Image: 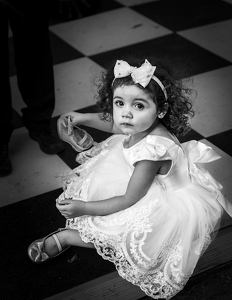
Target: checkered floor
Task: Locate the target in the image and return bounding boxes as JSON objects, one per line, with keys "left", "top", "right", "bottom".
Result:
{"left": 1, "top": 0, "right": 232, "bottom": 299}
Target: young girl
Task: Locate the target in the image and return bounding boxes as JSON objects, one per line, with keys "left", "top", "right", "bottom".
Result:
{"left": 28, "top": 57, "right": 232, "bottom": 299}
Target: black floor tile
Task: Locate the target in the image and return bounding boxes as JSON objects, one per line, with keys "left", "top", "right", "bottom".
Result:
{"left": 0, "top": 189, "right": 115, "bottom": 300}
{"left": 178, "top": 129, "right": 205, "bottom": 143}
{"left": 50, "top": 32, "right": 84, "bottom": 65}
{"left": 57, "top": 142, "right": 79, "bottom": 169}
{"left": 12, "top": 108, "right": 23, "bottom": 129}
{"left": 93, "top": 0, "right": 124, "bottom": 14}
{"left": 90, "top": 34, "right": 231, "bottom": 79}
{"left": 49, "top": 0, "right": 123, "bottom": 25}
{"left": 131, "top": 0, "right": 232, "bottom": 31}
{"left": 207, "top": 129, "right": 232, "bottom": 157}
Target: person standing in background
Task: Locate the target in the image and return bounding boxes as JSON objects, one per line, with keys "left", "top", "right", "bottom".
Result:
{"left": 0, "top": 0, "right": 64, "bottom": 177}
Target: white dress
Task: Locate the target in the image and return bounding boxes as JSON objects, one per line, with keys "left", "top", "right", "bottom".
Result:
{"left": 57, "top": 133, "right": 232, "bottom": 299}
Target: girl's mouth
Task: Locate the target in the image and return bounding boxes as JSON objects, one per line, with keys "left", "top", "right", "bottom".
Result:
{"left": 121, "top": 123, "right": 133, "bottom": 126}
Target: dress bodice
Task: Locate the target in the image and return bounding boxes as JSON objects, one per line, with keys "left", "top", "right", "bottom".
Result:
{"left": 156, "top": 148, "right": 191, "bottom": 191}
{"left": 122, "top": 134, "right": 191, "bottom": 191}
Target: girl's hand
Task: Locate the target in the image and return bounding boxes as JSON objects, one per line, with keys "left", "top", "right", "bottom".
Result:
{"left": 60, "top": 111, "right": 87, "bottom": 127}
{"left": 56, "top": 198, "right": 86, "bottom": 219}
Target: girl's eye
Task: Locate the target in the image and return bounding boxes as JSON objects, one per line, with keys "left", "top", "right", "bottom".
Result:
{"left": 134, "top": 103, "right": 144, "bottom": 110}
{"left": 114, "top": 100, "right": 124, "bottom": 107}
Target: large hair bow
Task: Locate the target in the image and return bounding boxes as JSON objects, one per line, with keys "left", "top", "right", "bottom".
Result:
{"left": 113, "top": 59, "right": 167, "bottom": 100}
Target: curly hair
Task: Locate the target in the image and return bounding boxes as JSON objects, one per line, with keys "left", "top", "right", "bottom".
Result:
{"left": 94, "top": 56, "right": 195, "bottom": 136}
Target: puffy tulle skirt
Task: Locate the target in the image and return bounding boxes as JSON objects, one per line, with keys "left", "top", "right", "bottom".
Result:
{"left": 57, "top": 136, "right": 224, "bottom": 299}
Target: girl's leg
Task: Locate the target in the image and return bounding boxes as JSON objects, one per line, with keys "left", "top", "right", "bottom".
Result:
{"left": 44, "top": 229, "right": 94, "bottom": 257}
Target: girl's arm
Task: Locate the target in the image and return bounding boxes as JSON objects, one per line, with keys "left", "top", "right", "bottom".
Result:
{"left": 57, "top": 159, "right": 163, "bottom": 218}
{"left": 61, "top": 111, "right": 122, "bottom": 134}
{"left": 86, "top": 159, "right": 162, "bottom": 215}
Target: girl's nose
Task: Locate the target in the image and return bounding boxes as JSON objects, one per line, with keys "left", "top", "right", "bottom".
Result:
{"left": 122, "top": 109, "right": 133, "bottom": 119}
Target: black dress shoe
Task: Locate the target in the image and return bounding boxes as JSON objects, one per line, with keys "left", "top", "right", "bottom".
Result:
{"left": 29, "top": 126, "right": 65, "bottom": 154}
{"left": 0, "top": 144, "right": 12, "bottom": 177}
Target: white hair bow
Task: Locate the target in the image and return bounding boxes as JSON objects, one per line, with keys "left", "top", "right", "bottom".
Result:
{"left": 113, "top": 59, "right": 167, "bottom": 100}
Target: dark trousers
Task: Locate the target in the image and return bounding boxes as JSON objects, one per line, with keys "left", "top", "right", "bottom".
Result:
{"left": 0, "top": 2, "right": 55, "bottom": 144}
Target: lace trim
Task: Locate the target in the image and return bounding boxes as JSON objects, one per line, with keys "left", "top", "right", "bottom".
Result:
{"left": 66, "top": 200, "right": 191, "bottom": 299}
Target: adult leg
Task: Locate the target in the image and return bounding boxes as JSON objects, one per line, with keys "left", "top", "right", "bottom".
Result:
{"left": 10, "top": 5, "right": 64, "bottom": 154}
{"left": 0, "top": 14, "right": 14, "bottom": 144}
{"left": 10, "top": 8, "right": 55, "bottom": 131}
{"left": 0, "top": 12, "right": 13, "bottom": 176}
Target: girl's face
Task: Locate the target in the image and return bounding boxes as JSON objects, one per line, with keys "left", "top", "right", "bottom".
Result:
{"left": 113, "top": 85, "right": 159, "bottom": 136}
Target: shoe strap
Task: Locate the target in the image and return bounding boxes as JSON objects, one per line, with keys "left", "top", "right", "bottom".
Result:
{"left": 52, "top": 234, "right": 62, "bottom": 253}
{"left": 74, "top": 127, "right": 88, "bottom": 145}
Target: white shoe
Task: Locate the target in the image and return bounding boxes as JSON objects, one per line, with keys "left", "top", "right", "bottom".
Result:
{"left": 57, "top": 116, "right": 94, "bottom": 152}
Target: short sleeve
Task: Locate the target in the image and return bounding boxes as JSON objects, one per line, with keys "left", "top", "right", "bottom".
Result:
{"left": 125, "top": 135, "right": 173, "bottom": 166}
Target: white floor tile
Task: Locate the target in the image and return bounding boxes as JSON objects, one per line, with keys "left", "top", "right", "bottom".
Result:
{"left": 178, "top": 19, "right": 232, "bottom": 63}
{"left": 189, "top": 66, "right": 232, "bottom": 137}
{"left": 11, "top": 57, "right": 104, "bottom": 117}
{"left": 53, "top": 57, "right": 104, "bottom": 116}
{"left": 200, "top": 139, "right": 232, "bottom": 227}
{"left": 50, "top": 7, "right": 171, "bottom": 56}
{"left": 0, "top": 127, "right": 70, "bottom": 207}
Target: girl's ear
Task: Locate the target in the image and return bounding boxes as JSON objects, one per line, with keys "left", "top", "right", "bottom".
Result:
{"left": 158, "top": 103, "right": 169, "bottom": 119}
